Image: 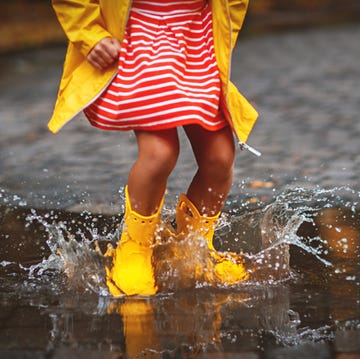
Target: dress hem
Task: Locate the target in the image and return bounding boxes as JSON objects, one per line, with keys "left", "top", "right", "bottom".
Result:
{"left": 86, "top": 116, "right": 229, "bottom": 133}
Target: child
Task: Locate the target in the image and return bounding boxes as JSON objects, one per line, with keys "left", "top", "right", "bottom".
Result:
{"left": 50, "top": 0, "right": 258, "bottom": 296}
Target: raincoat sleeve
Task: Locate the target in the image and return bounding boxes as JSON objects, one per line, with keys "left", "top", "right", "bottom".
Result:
{"left": 228, "top": 0, "right": 249, "bottom": 49}
{"left": 52, "top": 0, "right": 112, "bottom": 57}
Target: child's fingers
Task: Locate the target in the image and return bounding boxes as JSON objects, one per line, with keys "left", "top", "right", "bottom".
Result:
{"left": 90, "top": 39, "right": 115, "bottom": 67}
{"left": 111, "top": 38, "right": 122, "bottom": 53}
{"left": 87, "top": 37, "right": 121, "bottom": 70}
{"left": 106, "top": 38, "right": 122, "bottom": 58}
{"left": 87, "top": 52, "right": 108, "bottom": 70}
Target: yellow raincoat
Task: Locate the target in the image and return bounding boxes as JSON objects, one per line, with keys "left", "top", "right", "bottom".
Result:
{"left": 49, "top": 0, "right": 258, "bottom": 144}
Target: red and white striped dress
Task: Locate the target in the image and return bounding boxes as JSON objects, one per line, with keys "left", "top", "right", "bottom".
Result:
{"left": 84, "top": 0, "right": 227, "bottom": 132}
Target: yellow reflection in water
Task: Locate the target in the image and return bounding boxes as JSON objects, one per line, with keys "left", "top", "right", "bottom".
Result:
{"left": 316, "top": 208, "right": 360, "bottom": 259}
{"left": 107, "top": 292, "right": 253, "bottom": 358}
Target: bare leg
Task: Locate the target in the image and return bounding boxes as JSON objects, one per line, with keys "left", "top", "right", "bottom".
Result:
{"left": 184, "top": 125, "right": 235, "bottom": 216}
{"left": 127, "top": 128, "right": 179, "bottom": 215}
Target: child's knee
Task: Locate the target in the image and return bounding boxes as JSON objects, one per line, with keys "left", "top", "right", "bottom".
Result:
{"left": 200, "top": 148, "right": 234, "bottom": 179}
{"left": 140, "top": 142, "right": 179, "bottom": 178}
{"left": 155, "top": 144, "right": 179, "bottom": 173}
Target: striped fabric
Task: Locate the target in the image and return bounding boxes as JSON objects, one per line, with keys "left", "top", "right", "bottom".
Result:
{"left": 84, "top": 0, "right": 227, "bottom": 132}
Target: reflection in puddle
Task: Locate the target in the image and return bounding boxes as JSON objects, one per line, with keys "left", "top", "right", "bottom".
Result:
{"left": 316, "top": 207, "right": 360, "bottom": 260}
{"left": 0, "top": 186, "right": 359, "bottom": 356}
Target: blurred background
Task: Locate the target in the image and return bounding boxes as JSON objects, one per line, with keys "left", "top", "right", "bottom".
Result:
{"left": 1, "top": 0, "right": 360, "bottom": 53}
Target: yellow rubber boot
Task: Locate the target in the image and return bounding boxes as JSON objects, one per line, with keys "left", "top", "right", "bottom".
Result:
{"left": 105, "top": 186, "right": 163, "bottom": 296}
{"left": 176, "top": 193, "right": 249, "bottom": 285}
{"left": 176, "top": 193, "right": 219, "bottom": 250}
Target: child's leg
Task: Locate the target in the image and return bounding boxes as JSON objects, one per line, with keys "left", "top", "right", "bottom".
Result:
{"left": 106, "top": 129, "right": 179, "bottom": 296}
{"left": 127, "top": 129, "right": 180, "bottom": 215}
{"left": 183, "top": 125, "right": 235, "bottom": 216}
{"left": 178, "top": 125, "right": 248, "bottom": 285}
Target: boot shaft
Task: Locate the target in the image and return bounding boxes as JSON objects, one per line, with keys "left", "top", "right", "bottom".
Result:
{"left": 121, "top": 186, "right": 164, "bottom": 246}
{"left": 176, "top": 193, "right": 220, "bottom": 250}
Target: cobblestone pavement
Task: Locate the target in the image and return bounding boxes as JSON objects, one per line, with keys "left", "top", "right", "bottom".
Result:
{"left": 232, "top": 24, "right": 360, "bottom": 190}
{"left": 0, "top": 24, "right": 359, "bottom": 211}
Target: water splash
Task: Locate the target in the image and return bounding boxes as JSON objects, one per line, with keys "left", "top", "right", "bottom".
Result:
{"left": 1, "top": 185, "right": 359, "bottom": 296}
{"left": 24, "top": 209, "right": 115, "bottom": 296}
{"left": 269, "top": 309, "right": 334, "bottom": 346}
{"left": 246, "top": 186, "right": 359, "bottom": 281}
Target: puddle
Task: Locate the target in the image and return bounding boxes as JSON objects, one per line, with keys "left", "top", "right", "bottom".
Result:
{"left": 0, "top": 186, "right": 359, "bottom": 357}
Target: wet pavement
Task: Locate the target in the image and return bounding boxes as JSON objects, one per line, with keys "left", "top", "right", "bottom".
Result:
{"left": 0, "top": 24, "right": 359, "bottom": 211}
{"left": 0, "top": 24, "right": 360, "bottom": 358}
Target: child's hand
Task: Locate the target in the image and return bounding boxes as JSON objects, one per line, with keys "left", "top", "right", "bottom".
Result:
{"left": 87, "top": 37, "right": 121, "bottom": 70}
